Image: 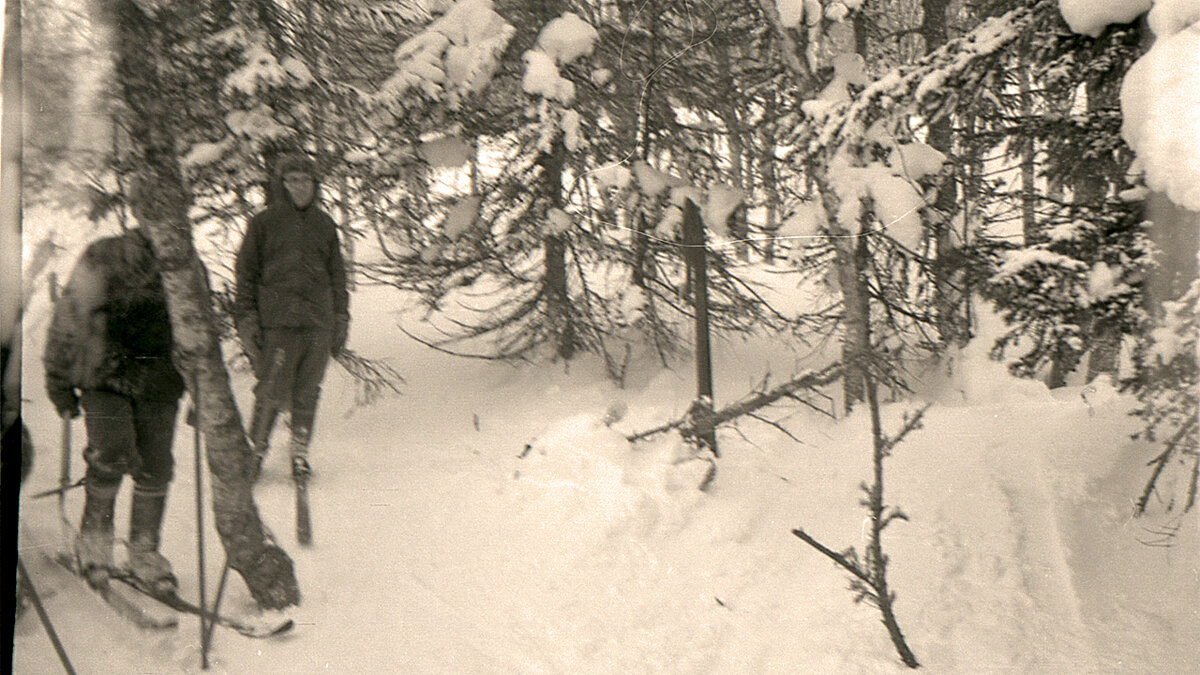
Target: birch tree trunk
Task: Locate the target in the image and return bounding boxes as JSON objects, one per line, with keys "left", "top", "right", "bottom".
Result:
{"left": 818, "top": 181, "right": 871, "bottom": 411}
{"left": 104, "top": 0, "right": 298, "bottom": 609}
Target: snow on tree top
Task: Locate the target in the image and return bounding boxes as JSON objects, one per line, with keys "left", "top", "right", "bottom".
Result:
{"left": 1121, "top": 22, "right": 1200, "bottom": 211}
{"left": 1148, "top": 0, "right": 1200, "bottom": 36}
{"left": 536, "top": 13, "right": 599, "bottom": 65}
{"left": 1058, "top": 0, "right": 1151, "bottom": 37}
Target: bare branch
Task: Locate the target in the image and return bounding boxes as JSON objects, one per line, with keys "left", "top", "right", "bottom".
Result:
{"left": 791, "top": 529, "right": 871, "bottom": 584}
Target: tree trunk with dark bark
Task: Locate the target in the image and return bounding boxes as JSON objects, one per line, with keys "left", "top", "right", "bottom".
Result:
{"left": 540, "top": 135, "right": 577, "bottom": 360}
{"left": 922, "top": 0, "right": 968, "bottom": 345}
{"left": 106, "top": 0, "right": 298, "bottom": 609}
{"left": 1080, "top": 79, "right": 1122, "bottom": 383}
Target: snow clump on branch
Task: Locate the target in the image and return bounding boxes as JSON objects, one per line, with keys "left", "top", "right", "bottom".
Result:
{"left": 827, "top": 154, "right": 927, "bottom": 251}
{"left": 1059, "top": 0, "right": 1200, "bottom": 211}
{"left": 536, "top": 13, "right": 600, "bottom": 65}
{"left": 374, "top": 0, "right": 514, "bottom": 109}
{"left": 522, "top": 12, "right": 599, "bottom": 152}
{"left": 1058, "top": 0, "right": 1151, "bottom": 37}
{"left": 522, "top": 12, "right": 599, "bottom": 104}
{"left": 1120, "top": 16, "right": 1200, "bottom": 211}
{"left": 775, "top": 0, "right": 823, "bottom": 28}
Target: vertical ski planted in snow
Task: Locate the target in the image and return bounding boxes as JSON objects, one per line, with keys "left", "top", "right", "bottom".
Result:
{"left": 295, "top": 473, "right": 312, "bottom": 545}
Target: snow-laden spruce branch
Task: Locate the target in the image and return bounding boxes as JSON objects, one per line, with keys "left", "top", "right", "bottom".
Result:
{"left": 784, "top": 3, "right": 1035, "bottom": 157}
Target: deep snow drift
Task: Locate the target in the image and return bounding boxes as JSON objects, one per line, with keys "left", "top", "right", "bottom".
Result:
{"left": 14, "top": 271, "right": 1200, "bottom": 673}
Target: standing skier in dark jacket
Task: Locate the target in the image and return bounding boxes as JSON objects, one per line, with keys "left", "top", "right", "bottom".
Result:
{"left": 44, "top": 226, "right": 185, "bottom": 591}
{"left": 235, "top": 153, "right": 349, "bottom": 481}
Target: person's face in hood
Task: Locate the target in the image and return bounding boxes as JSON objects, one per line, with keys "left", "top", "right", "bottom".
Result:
{"left": 283, "top": 170, "right": 316, "bottom": 209}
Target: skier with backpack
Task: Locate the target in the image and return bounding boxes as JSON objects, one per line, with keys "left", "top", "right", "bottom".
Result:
{"left": 43, "top": 225, "right": 185, "bottom": 592}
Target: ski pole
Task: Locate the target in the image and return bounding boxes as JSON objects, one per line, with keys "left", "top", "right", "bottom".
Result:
{"left": 58, "top": 415, "right": 72, "bottom": 547}
{"left": 202, "top": 558, "right": 231, "bottom": 656}
{"left": 16, "top": 555, "right": 77, "bottom": 675}
{"left": 29, "top": 477, "right": 85, "bottom": 500}
{"left": 192, "top": 373, "right": 210, "bottom": 669}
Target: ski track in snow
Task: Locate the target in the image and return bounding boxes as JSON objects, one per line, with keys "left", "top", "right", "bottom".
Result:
{"left": 984, "top": 418, "right": 1098, "bottom": 672}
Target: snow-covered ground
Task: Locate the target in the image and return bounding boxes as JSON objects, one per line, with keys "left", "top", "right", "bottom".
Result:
{"left": 13, "top": 264, "right": 1199, "bottom": 673}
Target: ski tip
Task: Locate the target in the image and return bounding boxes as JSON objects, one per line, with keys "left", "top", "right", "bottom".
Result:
{"left": 240, "top": 612, "right": 296, "bottom": 638}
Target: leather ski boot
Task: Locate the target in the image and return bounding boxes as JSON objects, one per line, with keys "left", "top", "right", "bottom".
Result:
{"left": 127, "top": 484, "right": 177, "bottom": 594}
{"left": 76, "top": 479, "right": 119, "bottom": 588}
{"left": 290, "top": 433, "right": 311, "bottom": 480}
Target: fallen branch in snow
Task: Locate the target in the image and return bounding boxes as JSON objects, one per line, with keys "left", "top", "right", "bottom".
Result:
{"left": 625, "top": 362, "right": 843, "bottom": 443}
{"left": 624, "top": 363, "right": 841, "bottom": 492}
{"left": 1136, "top": 522, "right": 1182, "bottom": 548}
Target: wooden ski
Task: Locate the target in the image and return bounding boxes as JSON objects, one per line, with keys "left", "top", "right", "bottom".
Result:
{"left": 295, "top": 471, "right": 312, "bottom": 546}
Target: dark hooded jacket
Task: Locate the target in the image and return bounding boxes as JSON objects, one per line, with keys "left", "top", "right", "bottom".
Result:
{"left": 44, "top": 228, "right": 185, "bottom": 402}
{"left": 235, "top": 154, "right": 349, "bottom": 335}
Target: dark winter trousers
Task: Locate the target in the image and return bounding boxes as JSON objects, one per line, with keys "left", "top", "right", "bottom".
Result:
{"left": 81, "top": 390, "right": 179, "bottom": 492}
{"left": 248, "top": 327, "right": 332, "bottom": 455}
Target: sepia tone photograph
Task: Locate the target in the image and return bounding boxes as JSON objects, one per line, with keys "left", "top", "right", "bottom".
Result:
{"left": 3, "top": 0, "right": 1198, "bottom": 672}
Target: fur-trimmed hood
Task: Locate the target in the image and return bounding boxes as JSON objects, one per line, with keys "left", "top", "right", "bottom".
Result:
{"left": 267, "top": 152, "right": 322, "bottom": 210}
